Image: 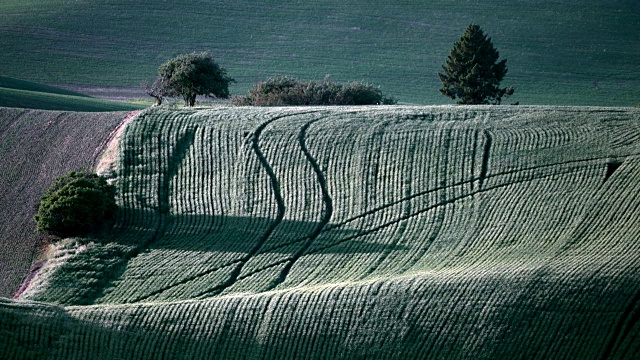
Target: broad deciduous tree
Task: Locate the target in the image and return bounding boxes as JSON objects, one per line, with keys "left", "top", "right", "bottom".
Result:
{"left": 155, "top": 52, "right": 234, "bottom": 107}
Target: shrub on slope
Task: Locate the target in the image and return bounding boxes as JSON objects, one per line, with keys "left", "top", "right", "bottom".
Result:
{"left": 233, "top": 76, "right": 397, "bottom": 105}
{"left": 35, "top": 171, "right": 117, "bottom": 238}
{"left": 0, "top": 107, "right": 128, "bottom": 297}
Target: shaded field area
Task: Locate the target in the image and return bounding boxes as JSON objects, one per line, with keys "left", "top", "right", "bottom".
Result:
{"left": 3, "top": 106, "right": 640, "bottom": 358}
{"left": 0, "top": 108, "right": 130, "bottom": 297}
{"left": 1, "top": 1, "right": 639, "bottom": 105}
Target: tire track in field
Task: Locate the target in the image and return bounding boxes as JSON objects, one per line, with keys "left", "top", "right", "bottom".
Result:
{"left": 135, "top": 111, "right": 319, "bottom": 301}
{"left": 251, "top": 152, "right": 640, "bottom": 258}
{"left": 479, "top": 130, "right": 492, "bottom": 188}
{"left": 323, "top": 152, "right": 640, "bottom": 234}
{"left": 158, "top": 139, "right": 637, "bottom": 298}
{"left": 222, "top": 163, "right": 603, "bottom": 286}
{"left": 88, "top": 117, "right": 196, "bottom": 304}
{"left": 132, "top": 142, "right": 638, "bottom": 302}
{"left": 265, "top": 117, "right": 333, "bottom": 290}
{"left": 193, "top": 111, "right": 317, "bottom": 298}
{"left": 306, "top": 164, "right": 596, "bottom": 255}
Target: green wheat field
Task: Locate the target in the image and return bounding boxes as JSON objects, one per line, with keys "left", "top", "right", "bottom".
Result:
{"left": 1, "top": 0, "right": 639, "bottom": 105}
{"left": 1, "top": 0, "right": 640, "bottom": 358}
{"left": 2, "top": 106, "right": 639, "bottom": 358}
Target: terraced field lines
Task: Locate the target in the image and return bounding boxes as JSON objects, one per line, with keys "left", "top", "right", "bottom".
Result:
{"left": 5, "top": 106, "right": 639, "bottom": 359}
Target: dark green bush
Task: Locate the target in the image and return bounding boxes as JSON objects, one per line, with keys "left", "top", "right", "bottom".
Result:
{"left": 233, "top": 76, "right": 397, "bottom": 106}
{"left": 35, "top": 171, "right": 117, "bottom": 238}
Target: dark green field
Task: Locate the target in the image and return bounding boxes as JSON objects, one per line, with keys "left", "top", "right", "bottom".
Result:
{"left": 0, "top": 108, "right": 132, "bottom": 297}
{"left": 1, "top": 1, "right": 639, "bottom": 105}
{"left": 0, "top": 76, "right": 144, "bottom": 112}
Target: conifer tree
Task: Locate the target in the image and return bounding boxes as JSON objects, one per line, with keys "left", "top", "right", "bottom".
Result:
{"left": 438, "top": 24, "right": 514, "bottom": 105}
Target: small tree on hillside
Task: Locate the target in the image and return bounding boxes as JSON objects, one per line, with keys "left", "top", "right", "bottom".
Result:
{"left": 438, "top": 24, "right": 514, "bottom": 105}
{"left": 35, "top": 171, "right": 117, "bottom": 238}
{"left": 154, "top": 52, "right": 234, "bottom": 107}
{"left": 142, "top": 77, "right": 168, "bottom": 106}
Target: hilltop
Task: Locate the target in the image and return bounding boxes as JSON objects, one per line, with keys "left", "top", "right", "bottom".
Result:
{"left": 2, "top": 106, "right": 639, "bottom": 359}
{"left": 1, "top": 1, "right": 639, "bottom": 105}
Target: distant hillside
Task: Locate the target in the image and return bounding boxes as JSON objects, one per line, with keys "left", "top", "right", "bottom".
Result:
{"left": 0, "top": 76, "right": 89, "bottom": 97}
{"left": 1, "top": 1, "right": 639, "bottom": 105}
{"left": 0, "top": 108, "right": 132, "bottom": 297}
{"left": 0, "top": 77, "right": 144, "bottom": 111}
{"left": 5, "top": 106, "right": 639, "bottom": 359}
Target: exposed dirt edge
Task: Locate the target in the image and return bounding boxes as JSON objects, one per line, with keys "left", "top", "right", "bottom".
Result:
{"left": 13, "top": 110, "right": 141, "bottom": 299}
{"left": 95, "top": 110, "right": 141, "bottom": 177}
{"left": 12, "top": 260, "right": 44, "bottom": 299}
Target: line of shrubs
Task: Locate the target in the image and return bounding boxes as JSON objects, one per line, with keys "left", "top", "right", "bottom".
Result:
{"left": 232, "top": 76, "right": 397, "bottom": 106}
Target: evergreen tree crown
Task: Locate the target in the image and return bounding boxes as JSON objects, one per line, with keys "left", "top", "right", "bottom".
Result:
{"left": 438, "top": 24, "right": 514, "bottom": 105}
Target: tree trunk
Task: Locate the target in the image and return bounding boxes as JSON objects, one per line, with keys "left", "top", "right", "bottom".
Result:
{"left": 184, "top": 95, "right": 196, "bottom": 107}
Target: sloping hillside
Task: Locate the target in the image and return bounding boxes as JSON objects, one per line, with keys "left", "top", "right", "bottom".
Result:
{"left": 0, "top": 108, "right": 133, "bottom": 297}
{"left": 1, "top": 1, "right": 639, "bottom": 105}
{"left": 0, "top": 77, "right": 144, "bottom": 111}
{"left": 4, "top": 106, "right": 639, "bottom": 359}
{"left": 0, "top": 76, "right": 89, "bottom": 97}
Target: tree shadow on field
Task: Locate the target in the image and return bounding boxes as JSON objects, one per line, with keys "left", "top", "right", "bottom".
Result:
{"left": 109, "top": 207, "right": 409, "bottom": 256}
{"left": 34, "top": 208, "right": 408, "bottom": 306}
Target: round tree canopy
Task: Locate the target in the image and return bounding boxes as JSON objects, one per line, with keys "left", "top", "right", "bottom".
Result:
{"left": 35, "top": 171, "right": 117, "bottom": 238}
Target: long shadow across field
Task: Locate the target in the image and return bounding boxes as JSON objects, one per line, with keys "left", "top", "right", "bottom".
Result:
{"left": 112, "top": 208, "right": 405, "bottom": 255}
{"left": 32, "top": 209, "right": 407, "bottom": 305}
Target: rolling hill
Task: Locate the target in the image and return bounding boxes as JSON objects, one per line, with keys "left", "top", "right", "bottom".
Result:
{"left": 1, "top": 1, "right": 639, "bottom": 105}
{"left": 3, "top": 106, "right": 639, "bottom": 359}
{"left": 0, "top": 76, "right": 90, "bottom": 97}
{"left": 0, "top": 76, "right": 145, "bottom": 112}
{"left": 0, "top": 108, "right": 135, "bottom": 298}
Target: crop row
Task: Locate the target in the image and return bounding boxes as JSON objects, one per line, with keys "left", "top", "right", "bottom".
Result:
{"left": 20, "top": 106, "right": 640, "bottom": 306}
{"left": 9, "top": 106, "right": 640, "bottom": 358}
{"left": 4, "top": 260, "right": 639, "bottom": 358}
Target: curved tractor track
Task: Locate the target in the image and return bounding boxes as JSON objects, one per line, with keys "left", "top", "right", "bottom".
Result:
{"left": 7, "top": 106, "right": 640, "bottom": 360}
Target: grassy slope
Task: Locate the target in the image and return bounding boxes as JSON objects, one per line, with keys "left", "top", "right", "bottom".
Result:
{"left": 0, "top": 108, "right": 131, "bottom": 297}
{"left": 0, "top": 76, "right": 89, "bottom": 97}
{"left": 4, "top": 106, "right": 640, "bottom": 359}
{"left": 1, "top": 1, "right": 639, "bottom": 106}
{"left": 0, "top": 75, "right": 145, "bottom": 112}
